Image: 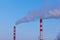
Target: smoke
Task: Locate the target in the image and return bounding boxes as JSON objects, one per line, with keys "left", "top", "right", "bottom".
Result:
{"left": 15, "top": 0, "right": 60, "bottom": 25}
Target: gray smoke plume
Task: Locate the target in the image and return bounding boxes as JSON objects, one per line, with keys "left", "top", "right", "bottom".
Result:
{"left": 15, "top": 0, "right": 60, "bottom": 25}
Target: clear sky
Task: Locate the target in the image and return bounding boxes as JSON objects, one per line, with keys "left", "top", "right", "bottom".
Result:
{"left": 0, "top": 0, "right": 60, "bottom": 40}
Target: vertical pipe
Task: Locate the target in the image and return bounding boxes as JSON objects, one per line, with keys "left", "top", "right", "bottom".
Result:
{"left": 40, "top": 18, "right": 43, "bottom": 40}
{"left": 14, "top": 26, "right": 16, "bottom": 40}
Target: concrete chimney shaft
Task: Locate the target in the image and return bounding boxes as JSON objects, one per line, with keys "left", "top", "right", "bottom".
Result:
{"left": 40, "top": 18, "right": 43, "bottom": 40}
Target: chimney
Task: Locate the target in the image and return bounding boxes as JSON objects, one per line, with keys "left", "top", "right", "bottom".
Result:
{"left": 40, "top": 18, "right": 43, "bottom": 40}
{"left": 13, "top": 26, "right": 16, "bottom": 40}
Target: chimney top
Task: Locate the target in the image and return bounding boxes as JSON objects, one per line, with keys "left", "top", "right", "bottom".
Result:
{"left": 40, "top": 18, "right": 42, "bottom": 22}
{"left": 14, "top": 26, "right": 16, "bottom": 28}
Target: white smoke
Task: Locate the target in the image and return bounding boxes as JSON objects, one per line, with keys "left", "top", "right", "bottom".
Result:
{"left": 15, "top": 0, "right": 60, "bottom": 25}
{"left": 45, "top": 9, "right": 60, "bottom": 19}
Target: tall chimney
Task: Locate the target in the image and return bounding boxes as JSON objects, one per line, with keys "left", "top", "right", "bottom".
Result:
{"left": 40, "top": 18, "right": 43, "bottom": 40}
{"left": 13, "top": 26, "right": 16, "bottom": 40}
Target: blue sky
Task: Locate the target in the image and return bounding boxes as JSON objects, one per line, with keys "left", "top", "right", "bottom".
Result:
{"left": 0, "top": 0, "right": 60, "bottom": 40}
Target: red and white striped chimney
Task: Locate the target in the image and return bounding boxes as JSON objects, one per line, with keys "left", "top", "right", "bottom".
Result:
{"left": 14, "top": 26, "right": 16, "bottom": 40}
{"left": 40, "top": 18, "right": 43, "bottom": 40}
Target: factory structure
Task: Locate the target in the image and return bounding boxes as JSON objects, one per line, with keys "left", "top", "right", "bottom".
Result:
{"left": 40, "top": 18, "right": 43, "bottom": 40}
{"left": 13, "top": 18, "right": 43, "bottom": 40}
{"left": 13, "top": 26, "right": 16, "bottom": 40}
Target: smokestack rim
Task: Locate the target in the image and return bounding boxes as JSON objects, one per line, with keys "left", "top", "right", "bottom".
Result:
{"left": 40, "top": 18, "right": 42, "bottom": 22}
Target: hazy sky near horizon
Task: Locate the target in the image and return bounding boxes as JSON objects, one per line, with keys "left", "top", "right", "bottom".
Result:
{"left": 0, "top": 0, "right": 60, "bottom": 40}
